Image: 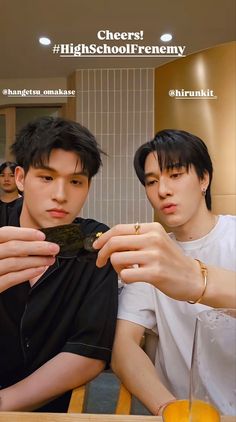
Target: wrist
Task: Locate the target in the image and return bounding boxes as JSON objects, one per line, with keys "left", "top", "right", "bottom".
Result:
{"left": 187, "top": 259, "right": 208, "bottom": 304}
{"left": 155, "top": 399, "right": 177, "bottom": 416}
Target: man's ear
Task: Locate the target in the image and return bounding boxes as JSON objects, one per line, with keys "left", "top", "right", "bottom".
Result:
{"left": 200, "top": 171, "right": 210, "bottom": 192}
{"left": 15, "top": 166, "right": 25, "bottom": 192}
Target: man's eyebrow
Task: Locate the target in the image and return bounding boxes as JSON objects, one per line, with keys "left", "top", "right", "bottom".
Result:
{"left": 71, "top": 172, "right": 88, "bottom": 176}
{"left": 144, "top": 172, "right": 158, "bottom": 179}
{"left": 166, "top": 162, "right": 184, "bottom": 169}
{"left": 34, "top": 165, "right": 87, "bottom": 176}
{"left": 144, "top": 164, "right": 185, "bottom": 179}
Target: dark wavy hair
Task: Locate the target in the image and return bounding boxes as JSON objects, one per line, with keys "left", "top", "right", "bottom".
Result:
{"left": 134, "top": 129, "right": 213, "bottom": 210}
{"left": 11, "top": 116, "right": 105, "bottom": 180}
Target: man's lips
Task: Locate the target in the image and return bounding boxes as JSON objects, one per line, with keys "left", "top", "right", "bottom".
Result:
{"left": 161, "top": 203, "right": 177, "bottom": 214}
{"left": 47, "top": 209, "right": 69, "bottom": 218}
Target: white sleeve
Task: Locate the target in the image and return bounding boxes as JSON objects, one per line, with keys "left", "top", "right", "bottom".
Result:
{"left": 118, "top": 282, "right": 157, "bottom": 330}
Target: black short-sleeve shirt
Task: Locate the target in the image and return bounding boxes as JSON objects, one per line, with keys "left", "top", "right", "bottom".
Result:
{"left": 0, "top": 198, "right": 19, "bottom": 227}
{"left": 0, "top": 199, "right": 118, "bottom": 411}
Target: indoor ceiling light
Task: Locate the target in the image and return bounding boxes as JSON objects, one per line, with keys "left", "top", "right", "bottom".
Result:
{"left": 39, "top": 37, "right": 51, "bottom": 46}
{"left": 160, "top": 33, "right": 172, "bottom": 42}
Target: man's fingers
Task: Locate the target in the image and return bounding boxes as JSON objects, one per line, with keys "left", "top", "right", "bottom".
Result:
{"left": 0, "top": 267, "right": 49, "bottom": 293}
{"left": 93, "top": 224, "right": 141, "bottom": 250}
{"left": 0, "top": 226, "right": 46, "bottom": 243}
{"left": 0, "top": 256, "right": 56, "bottom": 276}
{"left": 0, "top": 227, "right": 60, "bottom": 292}
{"left": 110, "top": 250, "right": 148, "bottom": 267}
{"left": 0, "top": 240, "right": 60, "bottom": 259}
{"left": 96, "top": 234, "right": 158, "bottom": 268}
{"left": 120, "top": 267, "right": 152, "bottom": 284}
{"left": 109, "top": 251, "right": 158, "bottom": 278}
{"left": 93, "top": 222, "right": 162, "bottom": 250}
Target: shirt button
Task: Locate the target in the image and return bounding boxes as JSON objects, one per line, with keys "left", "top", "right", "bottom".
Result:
{"left": 25, "top": 338, "right": 30, "bottom": 348}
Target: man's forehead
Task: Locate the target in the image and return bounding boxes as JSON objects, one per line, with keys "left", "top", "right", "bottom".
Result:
{"left": 36, "top": 149, "right": 83, "bottom": 170}
{"left": 145, "top": 151, "right": 188, "bottom": 170}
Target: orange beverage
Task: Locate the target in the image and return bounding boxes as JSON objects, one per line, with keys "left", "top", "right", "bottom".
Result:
{"left": 162, "top": 399, "right": 220, "bottom": 422}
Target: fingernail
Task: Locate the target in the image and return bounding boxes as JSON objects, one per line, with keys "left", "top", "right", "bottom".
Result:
{"left": 96, "top": 257, "right": 106, "bottom": 268}
{"left": 34, "top": 266, "right": 47, "bottom": 273}
{"left": 36, "top": 230, "right": 46, "bottom": 240}
{"left": 96, "top": 260, "right": 101, "bottom": 268}
{"left": 93, "top": 240, "right": 99, "bottom": 248}
{"left": 47, "top": 256, "right": 56, "bottom": 264}
{"left": 49, "top": 244, "right": 60, "bottom": 253}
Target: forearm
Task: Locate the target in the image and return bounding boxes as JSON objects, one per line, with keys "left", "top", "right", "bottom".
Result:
{"left": 200, "top": 266, "right": 236, "bottom": 308}
{"left": 112, "top": 340, "right": 175, "bottom": 415}
{"left": 0, "top": 352, "right": 105, "bottom": 411}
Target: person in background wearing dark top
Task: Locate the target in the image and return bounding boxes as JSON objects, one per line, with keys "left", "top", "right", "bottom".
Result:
{"left": 0, "top": 117, "right": 118, "bottom": 412}
{"left": 0, "top": 161, "right": 21, "bottom": 226}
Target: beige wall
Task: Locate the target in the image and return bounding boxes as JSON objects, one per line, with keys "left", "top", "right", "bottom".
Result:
{"left": 68, "top": 68, "right": 154, "bottom": 227}
{"left": 155, "top": 41, "right": 236, "bottom": 215}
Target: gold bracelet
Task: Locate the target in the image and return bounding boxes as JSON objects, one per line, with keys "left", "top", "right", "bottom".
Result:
{"left": 187, "top": 259, "right": 208, "bottom": 304}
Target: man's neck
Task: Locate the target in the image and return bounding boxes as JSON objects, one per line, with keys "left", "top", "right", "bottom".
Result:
{"left": 0, "top": 191, "right": 19, "bottom": 203}
{"left": 172, "top": 210, "right": 218, "bottom": 242}
{"left": 19, "top": 204, "right": 35, "bottom": 228}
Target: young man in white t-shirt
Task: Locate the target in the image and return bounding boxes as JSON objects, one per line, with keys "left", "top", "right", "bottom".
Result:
{"left": 94, "top": 129, "right": 236, "bottom": 416}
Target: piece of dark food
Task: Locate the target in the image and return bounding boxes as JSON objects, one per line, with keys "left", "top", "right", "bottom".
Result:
{"left": 40, "top": 224, "right": 102, "bottom": 258}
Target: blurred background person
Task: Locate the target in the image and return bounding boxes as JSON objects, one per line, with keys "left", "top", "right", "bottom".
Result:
{"left": 0, "top": 161, "right": 21, "bottom": 226}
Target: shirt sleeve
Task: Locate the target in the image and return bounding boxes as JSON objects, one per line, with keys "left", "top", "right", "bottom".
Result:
{"left": 61, "top": 261, "right": 118, "bottom": 365}
{"left": 118, "top": 282, "right": 157, "bottom": 330}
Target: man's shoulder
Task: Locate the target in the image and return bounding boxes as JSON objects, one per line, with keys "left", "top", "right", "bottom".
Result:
{"left": 219, "top": 214, "right": 236, "bottom": 226}
{"left": 216, "top": 215, "right": 236, "bottom": 238}
{"left": 73, "top": 217, "right": 109, "bottom": 235}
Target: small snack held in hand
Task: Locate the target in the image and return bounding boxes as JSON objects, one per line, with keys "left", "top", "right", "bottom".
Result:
{"left": 40, "top": 224, "right": 103, "bottom": 258}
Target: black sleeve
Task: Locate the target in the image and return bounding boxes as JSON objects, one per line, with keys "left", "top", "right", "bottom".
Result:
{"left": 0, "top": 202, "right": 8, "bottom": 227}
{"left": 61, "top": 261, "right": 118, "bottom": 365}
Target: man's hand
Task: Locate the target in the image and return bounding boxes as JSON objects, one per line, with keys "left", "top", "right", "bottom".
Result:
{"left": 0, "top": 226, "right": 60, "bottom": 293}
{"left": 94, "top": 222, "right": 202, "bottom": 302}
{"left": 94, "top": 222, "right": 236, "bottom": 307}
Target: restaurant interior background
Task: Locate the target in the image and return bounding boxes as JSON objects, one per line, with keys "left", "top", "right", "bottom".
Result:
{"left": 0, "top": 0, "right": 235, "bottom": 227}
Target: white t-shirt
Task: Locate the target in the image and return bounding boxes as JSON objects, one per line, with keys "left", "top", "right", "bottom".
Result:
{"left": 118, "top": 215, "right": 236, "bottom": 404}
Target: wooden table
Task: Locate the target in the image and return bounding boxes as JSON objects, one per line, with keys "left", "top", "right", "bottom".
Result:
{"left": 0, "top": 413, "right": 235, "bottom": 421}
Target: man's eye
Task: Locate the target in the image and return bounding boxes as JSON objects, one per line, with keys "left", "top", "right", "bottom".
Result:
{"left": 71, "top": 179, "right": 82, "bottom": 185}
{"left": 40, "top": 176, "right": 53, "bottom": 181}
{"left": 170, "top": 172, "right": 182, "bottom": 178}
{"left": 146, "top": 179, "right": 158, "bottom": 186}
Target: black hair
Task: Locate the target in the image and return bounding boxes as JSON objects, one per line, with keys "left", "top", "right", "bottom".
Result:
{"left": 11, "top": 116, "right": 105, "bottom": 180}
{"left": 134, "top": 129, "right": 213, "bottom": 210}
{"left": 0, "top": 161, "right": 18, "bottom": 174}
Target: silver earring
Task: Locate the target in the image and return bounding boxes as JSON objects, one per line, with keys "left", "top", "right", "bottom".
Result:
{"left": 202, "top": 188, "right": 206, "bottom": 196}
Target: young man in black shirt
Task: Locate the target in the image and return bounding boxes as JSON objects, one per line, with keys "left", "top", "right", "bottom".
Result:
{"left": 0, "top": 117, "right": 118, "bottom": 412}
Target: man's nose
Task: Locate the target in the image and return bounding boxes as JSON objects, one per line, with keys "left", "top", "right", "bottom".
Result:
{"left": 51, "top": 181, "right": 67, "bottom": 203}
{"left": 158, "top": 176, "right": 172, "bottom": 197}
